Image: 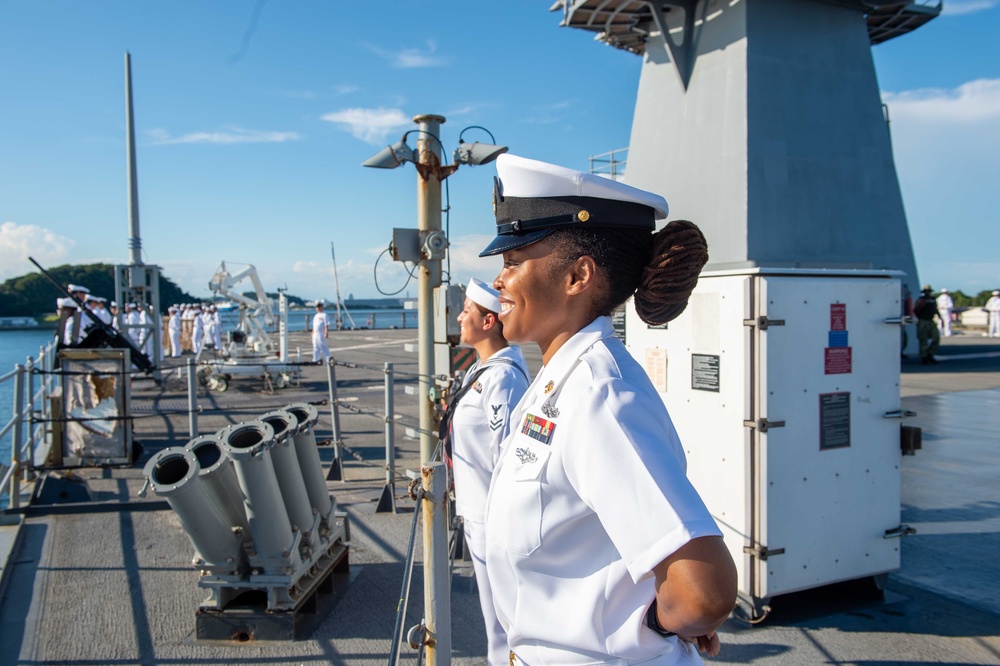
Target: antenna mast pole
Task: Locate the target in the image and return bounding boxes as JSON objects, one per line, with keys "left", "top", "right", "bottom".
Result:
{"left": 330, "top": 242, "right": 355, "bottom": 329}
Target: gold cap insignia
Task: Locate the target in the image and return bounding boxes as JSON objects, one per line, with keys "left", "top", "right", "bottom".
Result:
{"left": 544, "top": 380, "right": 555, "bottom": 394}
{"left": 577, "top": 209, "right": 590, "bottom": 222}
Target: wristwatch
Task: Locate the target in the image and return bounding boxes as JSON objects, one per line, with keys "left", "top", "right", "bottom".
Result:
{"left": 645, "top": 602, "right": 676, "bottom": 638}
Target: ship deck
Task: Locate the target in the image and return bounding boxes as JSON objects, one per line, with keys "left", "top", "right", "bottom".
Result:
{"left": 2, "top": 328, "right": 999, "bottom": 665}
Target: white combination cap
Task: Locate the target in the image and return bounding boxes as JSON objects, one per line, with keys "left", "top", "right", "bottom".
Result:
{"left": 993, "top": 290, "right": 999, "bottom": 295}
{"left": 941, "top": 288, "right": 948, "bottom": 293}
{"left": 57, "top": 297, "right": 78, "bottom": 309}
{"left": 67, "top": 283, "right": 90, "bottom": 294}
{"left": 466, "top": 278, "right": 502, "bottom": 314}
{"left": 480, "top": 153, "right": 669, "bottom": 257}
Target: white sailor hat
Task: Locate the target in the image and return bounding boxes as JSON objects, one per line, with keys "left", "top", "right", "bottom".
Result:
{"left": 110, "top": 300, "right": 117, "bottom": 307}
{"left": 67, "top": 283, "right": 90, "bottom": 294}
{"left": 941, "top": 288, "right": 948, "bottom": 293}
{"left": 993, "top": 290, "right": 999, "bottom": 296}
{"left": 466, "top": 278, "right": 502, "bottom": 314}
{"left": 125, "top": 302, "right": 136, "bottom": 309}
{"left": 57, "top": 297, "right": 78, "bottom": 309}
{"left": 168, "top": 306, "right": 178, "bottom": 312}
{"left": 316, "top": 299, "right": 325, "bottom": 306}
{"left": 479, "top": 154, "right": 669, "bottom": 257}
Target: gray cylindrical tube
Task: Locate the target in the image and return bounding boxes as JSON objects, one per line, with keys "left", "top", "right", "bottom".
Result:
{"left": 144, "top": 447, "right": 243, "bottom": 571}
{"left": 284, "top": 403, "right": 333, "bottom": 519}
{"left": 218, "top": 420, "right": 295, "bottom": 566}
{"left": 184, "top": 435, "right": 248, "bottom": 532}
{"left": 259, "top": 410, "right": 315, "bottom": 535}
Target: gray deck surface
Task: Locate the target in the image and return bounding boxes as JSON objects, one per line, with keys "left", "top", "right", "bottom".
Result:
{"left": 2, "top": 329, "right": 999, "bottom": 665}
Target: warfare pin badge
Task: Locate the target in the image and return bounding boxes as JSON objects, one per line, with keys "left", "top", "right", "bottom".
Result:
{"left": 515, "top": 447, "right": 537, "bottom": 464}
{"left": 544, "top": 380, "right": 554, "bottom": 394}
{"left": 541, "top": 401, "right": 559, "bottom": 419}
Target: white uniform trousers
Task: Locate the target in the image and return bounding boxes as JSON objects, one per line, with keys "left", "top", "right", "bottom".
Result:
{"left": 463, "top": 518, "right": 508, "bottom": 666}
{"left": 989, "top": 312, "right": 1000, "bottom": 337}
{"left": 169, "top": 330, "right": 182, "bottom": 357}
{"left": 313, "top": 335, "right": 330, "bottom": 362}
{"left": 939, "top": 310, "right": 952, "bottom": 336}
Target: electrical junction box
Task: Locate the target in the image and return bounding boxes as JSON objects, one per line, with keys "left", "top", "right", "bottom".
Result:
{"left": 391, "top": 228, "right": 421, "bottom": 263}
{"left": 623, "top": 268, "right": 909, "bottom": 620}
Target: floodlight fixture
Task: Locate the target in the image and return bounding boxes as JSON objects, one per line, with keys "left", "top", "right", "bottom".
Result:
{"left": 453, "top": 141, "right": 509, "bottom": 166}
{"left": 362, "top": 138, "right": 416, "bottom": 169}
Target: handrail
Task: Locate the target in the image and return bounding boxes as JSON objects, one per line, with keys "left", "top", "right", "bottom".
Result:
{"left": 3, "top": 340, "right": 57, "bottom": 509}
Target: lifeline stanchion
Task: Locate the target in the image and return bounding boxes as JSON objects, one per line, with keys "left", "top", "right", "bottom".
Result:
{"left": 186, "top": 358, "right": 198, "bottom": 438}
{"left": 325, "top": 358, "right": 344, "bottom": 481}
{"left": 376, "top": 362, "right": 396, "bottom": 513}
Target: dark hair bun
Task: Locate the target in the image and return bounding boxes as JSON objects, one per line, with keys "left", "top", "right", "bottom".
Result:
{"left": 634, "top": 220, "right": 709, "bottom": 326}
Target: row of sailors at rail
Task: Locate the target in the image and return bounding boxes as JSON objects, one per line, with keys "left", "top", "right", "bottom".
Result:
{"left": 166, "top": 304, "right": 222, "bottom": 357}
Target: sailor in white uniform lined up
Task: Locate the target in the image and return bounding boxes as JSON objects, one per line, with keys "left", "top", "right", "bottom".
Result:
{"left": 986, "top": 290, "right": 1000, "bottom": 338}
{"left": 312, "top": 301, "right": 330, "bottom": 362}
{"left": 479, "top": 155, "right": 736, "bottom": 665}
{"left": 443, "top": 278, "right": 530, "bottom": 665}
{"left": 936, "top": 288, "right": 954, "bottom": 337}
{"left": 167, "top": 306, "right": 182, "bottom": 357}
{"left": 191, "top": 304, "right": 205, "bottom": 354}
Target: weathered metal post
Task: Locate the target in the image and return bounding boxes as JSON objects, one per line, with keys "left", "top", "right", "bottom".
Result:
{"left": 325, "top": 358, "right": 344, "bottom": 481}
{"left": 376, "top": 362, "right": 396, "bottom": 513}
{"left": 421, "top": 461, "right": 451, "bottom": 665}
{"left": 9, "top": 365, "right": 25, "bottom": 508}
{"left": 186, "top": 358, "right": 198, "bottom": 437}
{"left": 25, "top": 358, "right": 36, "bottom": 481}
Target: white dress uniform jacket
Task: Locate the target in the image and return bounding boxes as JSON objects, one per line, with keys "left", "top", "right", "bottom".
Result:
{"left": 485, "top": 317, "right": 722, "bottom": 666}
{"left": 192, "top": 312, "right": 205, "bottom": 353}
{"left": 451, "top": 345, "right": 530, "bottom": 666}
{"left": 312, "top": 312, "right": 330, "bottom": 362}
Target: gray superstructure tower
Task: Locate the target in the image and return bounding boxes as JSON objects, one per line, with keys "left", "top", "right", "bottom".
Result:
{"left": 557, "top": 0, "right": 939, "bottom": 293}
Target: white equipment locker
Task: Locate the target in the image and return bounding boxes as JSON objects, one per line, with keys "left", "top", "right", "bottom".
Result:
{"left": 623, "top": 268, "right": 910, "bottom": 620}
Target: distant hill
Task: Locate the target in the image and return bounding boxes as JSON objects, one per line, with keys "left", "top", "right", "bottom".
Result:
{"left": 0, "top": 263, "right": 197, "bottom": 317}
{"left": 242, "top": 291, "right": 307, "bottom": 307}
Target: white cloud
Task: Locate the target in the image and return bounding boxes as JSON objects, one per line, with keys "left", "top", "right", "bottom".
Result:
{"left": 320, "top": 107, "right": 412, "bottom": 144}
{"left": 0, "top": 221, "right": 75, "bottom": 279}
{"left": 941, "top": 0, "right": 998, "bottom": 15}
{"left": 882, "top": 78, "right": 1000, "bottom": 123}
{"left": 146, "top": 127, "right": 301, "bottom": 145}
{"left": 334, "top": 84, "right": 360, "bottom": 95}
{"left": 445, "top": 234, "right": 502, "bottom": 287}
{"left": 367, "top": 40, "right": 446, "bottom": 68}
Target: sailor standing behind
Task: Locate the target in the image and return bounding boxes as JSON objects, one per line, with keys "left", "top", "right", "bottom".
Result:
{"left": 936, "top": 288, "right": 954, "bottom": 337}
{"left": 986, "top": 290, "right": 1000, "bottom": 338}
{"left": 444, "top": 278, "right": 530, "bottom": 665}
{"left": 168, "top": 307, "right": 182, "bottom": 357}
{"left": 191, "top": 304, "right": 205, "bottom": 354}
{"left": 56, "top": 297, "right": 82, "bottom": 346}
{"left": 109, "top": 301, "right": 120, "bottom": 330}
{"left": 92, "top": 297, "right": 113, "bottom": 326}
{"left": 312, "top": 301, "right": 330, "bottom": 362}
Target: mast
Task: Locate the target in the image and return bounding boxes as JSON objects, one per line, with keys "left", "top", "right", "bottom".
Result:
{"left": 125, "top": 51, "right": 142, "bottom": 266}
{"left": 330, "top": 242, "right": 355, "bottom": 329}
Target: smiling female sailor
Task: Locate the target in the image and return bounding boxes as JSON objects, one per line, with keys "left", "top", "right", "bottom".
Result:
{"left": 480, "top": 154, "right": 737, "bottom": 665}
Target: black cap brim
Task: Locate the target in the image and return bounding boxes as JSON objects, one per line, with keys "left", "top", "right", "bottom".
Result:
{"left": 479, "top": 228, "right": 556, "bottom": 257}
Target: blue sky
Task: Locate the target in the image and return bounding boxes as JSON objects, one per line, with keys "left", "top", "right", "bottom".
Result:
{"left": 1, "top": 0, "right": 997, "bottom": 301}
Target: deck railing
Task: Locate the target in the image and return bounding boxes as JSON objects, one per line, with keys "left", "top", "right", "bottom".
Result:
{"left": 1, "top": 340, "right": 57, "bottom": 510}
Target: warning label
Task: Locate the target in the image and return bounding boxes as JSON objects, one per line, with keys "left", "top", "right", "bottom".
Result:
{"left": 824, "top": 347, "right": 852, "bottom": 374}
{"left": 830, "top": 303, "right": 847, "bottom": 331}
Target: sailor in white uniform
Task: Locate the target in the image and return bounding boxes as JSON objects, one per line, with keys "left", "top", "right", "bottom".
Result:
{"left": 92, "top": 296, "right": 113, "bottom": 326}
{"left": 191, "top": 305, "right": 205, "bottom": 354}
{"left": 936, "top": 288, "right": 954, "bottom": 336}
{"left": 211, "top": 305, "right": 223, "bottom": 350}
{"left": 312, "top": 301, "right": 330, "bottom": 362}
{"left": 125, "top": 303, "right": 142, "bottom": 346}
{"left": 479, "top": 155, "right": 736, "bottom": 665}
{"left": 109, "top": 301, "right": 120, "bottom": 330}
{"left": 986, "top": 290, "right": 1000, "bottom": 337}
{"left": 167, "top": 307, "right": 182, "bottom": 357}
{"left": 446, "top": 278, "right": 530, "bottom": 665}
